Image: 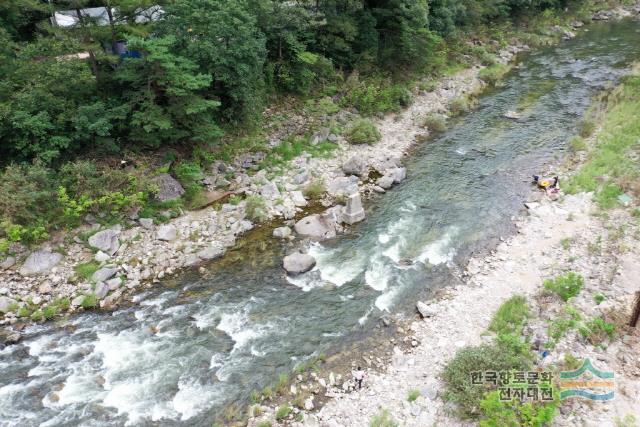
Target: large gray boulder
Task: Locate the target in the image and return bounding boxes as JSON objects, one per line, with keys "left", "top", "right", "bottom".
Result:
{"left": 343, "top": 193, "right": 365, "bottom": 225}
{"left": 342, "top": 156, "right": 368, "bottom": 177}
{"left": 0, "top": 296, "right": 17, "bottom": 314}
{"left": 156, "top": 224, "right": 178, "bottom": 241}
{"left": 260, "top": 180, "right": 280, "bottom": 200}
{"left": 19, "top": 251, "right": 63, "bottom": 276}
{"left": 88, "top": 229, "right": 120, "bottom": 256}
{"left": 327, "top": 176, "right": 359, "bottom": 198}
{"left": 283, "top": 253, "right": 316, "bottom": 275}
{"left": 152, "top": 173, "right": 185, "bottom": 202}
{"left": 294, "top": 214, "right": 336, "bottom": 241}
{"left": 290, "top": 191, "right": 308, "bottom": 207}
{"left": 92, "top": 267, "right": 117, "bottom": 283}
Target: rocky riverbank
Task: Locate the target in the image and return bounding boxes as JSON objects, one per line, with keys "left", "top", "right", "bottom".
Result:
{"left": 245, "top": 191, "right": 640, "bottom": 427}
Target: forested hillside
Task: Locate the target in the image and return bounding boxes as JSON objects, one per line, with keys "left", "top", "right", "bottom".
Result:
{"left": 2, "top": 0, "right": 579, "bottom": 162}
{"left": 0, "top": 0, "right": 591, "bottom": 249}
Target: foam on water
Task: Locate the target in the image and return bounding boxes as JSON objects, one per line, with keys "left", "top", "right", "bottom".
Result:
{"left": 415, "top": 227, "right": 458, "bottom": 265}
{"left": 375, "top": 285, "right": 402, "bottom": 312}
{"left": 364, "top": 255, "right": 393, "bottom": 291}
{"left": 308, "top": 243, "right": 365, "bottom": 287}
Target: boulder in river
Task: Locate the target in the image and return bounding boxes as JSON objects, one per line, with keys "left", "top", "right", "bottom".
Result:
{"left": 152, "top": 173, "right": 185, "bottom": 202}
{"left": 294, "top": 214, "right": 337, "bottom": 241}
{"left": 19, "top": 250, "right": 63, "bottom": 276}
{"left": 343, "top": 193, "right": 365, "bottom": 225}
{"left": 88, "top": 228, "right": 120, "bottom": 256}
{"left": 283, "top": 252, "right": 316, "bottom": 275}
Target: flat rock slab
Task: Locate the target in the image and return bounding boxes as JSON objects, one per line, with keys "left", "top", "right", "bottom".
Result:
{"left": 19, "top": 251, "right": 63, "bottom": 276}
{"left": 156, "top": 225, "right": 178, "bottom": 241}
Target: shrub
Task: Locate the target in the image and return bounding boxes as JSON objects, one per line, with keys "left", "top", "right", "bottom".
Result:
{"left": 245, "top": 195, "right": 268, "bottom": 222}
{"left": 489, "top": 296, "right": 529, "bottom": 336}
{"left": 478, "top": 63, "right": 511, "bottom": 86}
{"left": 30, "top": 310, "right": 44, "bottom": 322}
{"left": 370, "top": 409, "right": 398, "bottom": 427}
{"left": 42, "top": 305, "right": 59, "bottom": 320}
{"left": 449, "top": 96, "right": 470, "bottom": 116}
{"left": 345, "top": 119, "right": 381, "bottom": 145}
{"left": 443, "top": 342, "right": 532, "bottom": 417}
{"left": 81, "top": 293, "right": 98, "bottom": 309}
{"left": 578, "top": 119, "right": 596, "bottom": 138}
{"left": 173, "top": 161, "right": 204, "bottom": 206}
{"left": 341, "top": 77, "right": 412, "bottom": 116}
{"left": 75, "top": 261, "right": 100, "bottom": 281}
{"left": 543, "top": 272, "right": 584, "bottom": 301}
{"left": 407, "top": 389, "right": 420, "bottom": 402}
{"left": 479, "top": 389, "right": 558, "bottom": 427}
{"left": 423, "top": 114, "right": 447, "bottom": 133}
{"left": 276, "top": 372, "right": 289, "bottom": 394}
{"left": 579, "top": 316, "right": 616, "bottom": 345}
{"left": 563, "top": 353, "right": 581, "bottom": 370}
{"left": 569, "top": 136, "right": 587, "bottom": 152}
{"left": 593, "top": 293, "right": 605, "bottom": 305}
{"left": 256, "top": 422, "right": 272, "bottom": 427}
{"left": 275, "top": 405, "right": 291, "bottom": 420}
{"left": 303, "top": 180, "right": 326, "bottom": 200}
{"left": 261, "top": 386, "right": 273, "bottom": 400}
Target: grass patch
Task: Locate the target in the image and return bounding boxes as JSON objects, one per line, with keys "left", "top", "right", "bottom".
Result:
{"left": 569, "top": 136, "right": 587, "bottom": 153}
{"left": 407, "top": 389, "right": 420, "bottom": 402}
{"left": 547, "top": 304, "right": 582, "bottom": 347}
{"left": 345, "top": 119, "right": 381, "bottom": 145}
{"left": 449, "top": 96, "right": 471, "bottom": 116}
{"left": 565, "top": 68, "right": 640, "bottom": 208}
{"left": 75, "top": 261, "right": 100, "bottom": 281}
{"left": 81, "top": 293, "right": 98, "bottom": 309}
{"left": 488, "top": 295, "right": 530, "bottom": 336}
{"left": 422, "top": 114, "right": 447, "bottom": 133}
{"left": 303, "top": 180, "right": 326, "bottom": 200}
{"left": 370, "top": 409, "right": 398, "bottom": 427}
{"left": 245, "top": 195, "right": 268, "bottom": 222}
{"left": 275, "top": 405, "right": 292, "bottom": 420}
{"left": 478, "top": 63, "right": 512, "bottom": 86}
{"left": 579, "top": 316, "right": 616, "bottom": 345}
{"left": 593, "top": 292, "right": 606, "bottom": 305}
{"left": 543, "top": 272, "right": 584, "bottom": 302}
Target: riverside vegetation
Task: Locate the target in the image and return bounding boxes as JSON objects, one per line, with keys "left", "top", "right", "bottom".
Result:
{"left": 0, "top": 0, "right": 623, "bottom": 254}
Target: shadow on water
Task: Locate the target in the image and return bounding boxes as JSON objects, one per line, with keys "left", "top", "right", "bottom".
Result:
{"left": 1, "top": 18, "right": 640, "bottom": 427}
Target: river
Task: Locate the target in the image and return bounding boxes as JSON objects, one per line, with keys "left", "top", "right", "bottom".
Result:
{"left": 1, "top": 18, "right": 639, "bottom": 427}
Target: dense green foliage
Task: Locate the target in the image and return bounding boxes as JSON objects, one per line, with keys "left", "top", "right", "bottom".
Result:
{"left": 1, "top": 0, "right": 590, "bottom": 164}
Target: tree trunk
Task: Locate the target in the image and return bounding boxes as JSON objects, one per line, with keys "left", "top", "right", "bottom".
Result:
{"left": 631, "top": 291, "right": 640, "bottom": 327}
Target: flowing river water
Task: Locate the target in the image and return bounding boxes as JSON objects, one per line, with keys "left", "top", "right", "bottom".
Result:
{"left": 2, "top": 18, "right": 640, "bottom": 427}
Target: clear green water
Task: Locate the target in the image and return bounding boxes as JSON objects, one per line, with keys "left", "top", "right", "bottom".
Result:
{"left": 1, "top": 18, "right": 639, "bottom": 427}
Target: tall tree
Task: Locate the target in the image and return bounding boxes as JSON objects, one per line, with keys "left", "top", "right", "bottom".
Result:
{"left": 160, "top": 0, "right": 267, "bottom": 124}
